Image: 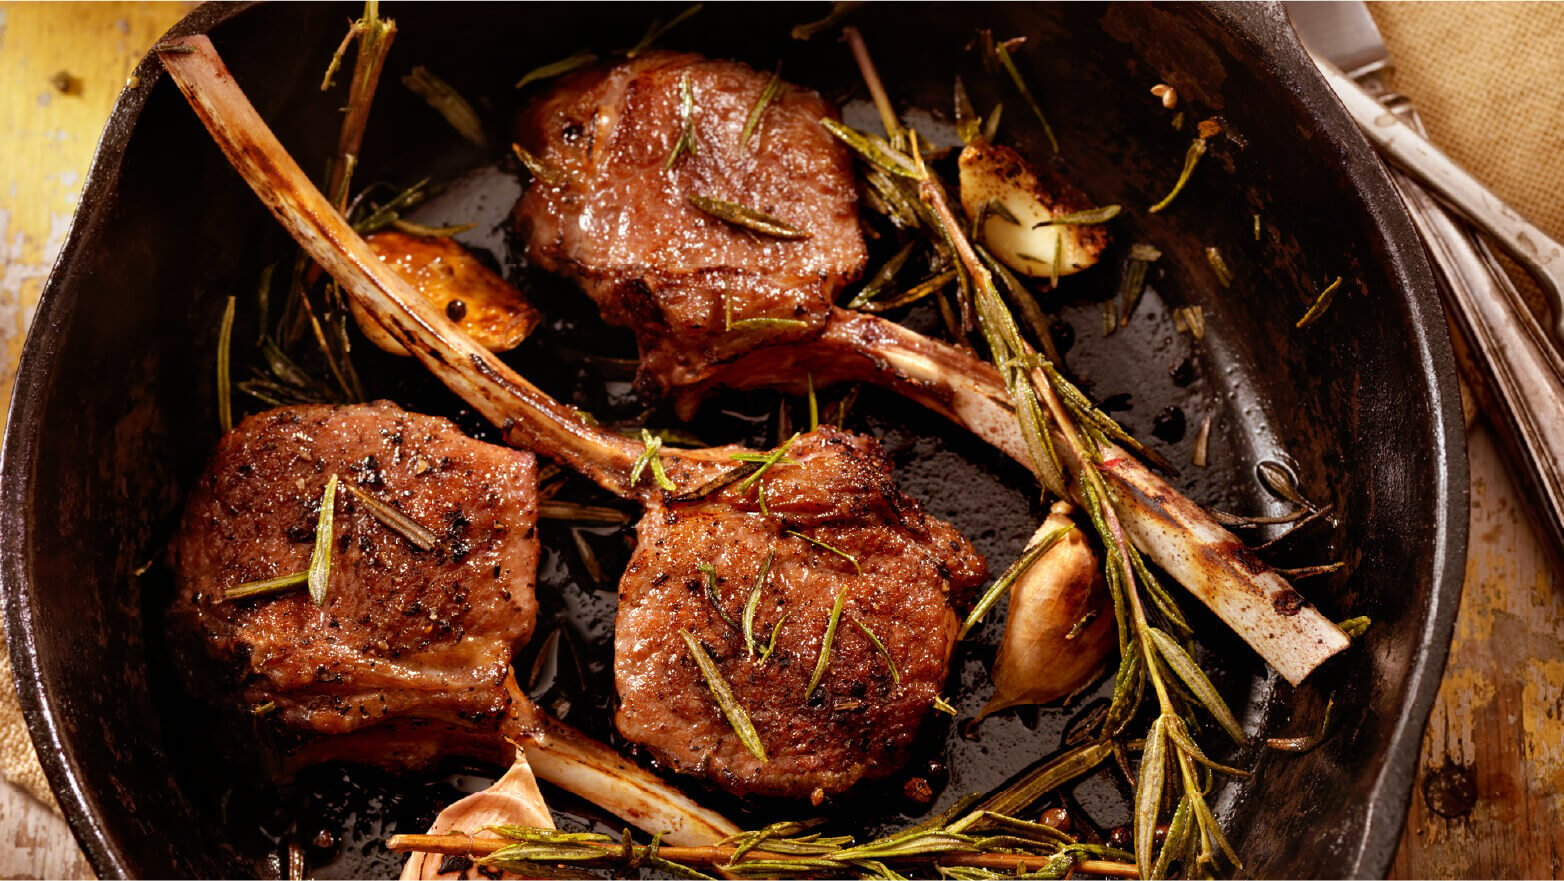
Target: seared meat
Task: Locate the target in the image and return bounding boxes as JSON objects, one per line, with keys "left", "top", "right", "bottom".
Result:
{"left": 515, "top": 52, "right": 868, "bottom": 393}
{"left": 615, "top": 427, "right": 986, "bottom": 799}
{"left": 354, "top": 231, "right": 540, "bottom": 355}
{"left": 171, "top": 401, "right": 539, "bottom": 767}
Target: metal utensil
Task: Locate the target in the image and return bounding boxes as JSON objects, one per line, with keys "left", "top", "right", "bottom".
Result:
{"left": 1290, "top": 1, "right": 1564, "bottom": 553}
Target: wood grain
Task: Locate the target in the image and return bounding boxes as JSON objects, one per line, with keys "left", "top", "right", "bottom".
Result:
{"left": 0, "top": 3, "right": 1560, "bottom": 880}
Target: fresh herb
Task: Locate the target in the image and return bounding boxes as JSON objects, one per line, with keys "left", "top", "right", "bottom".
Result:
{"left": 516, "top": 50, "right": 599, "bottom": 90}
{"left": 860, "top": 267, "right": 958, "bottom": 314}
{"left": 1266, "top": 697, "right": 1335, "bottom": 753}
{"left": 1036, "top": 205, "right": 1121, "bottom": 226}
{"left": 250, "top": 701, "right": 277, "bottom": 715}
{"left": 959, "top": 524, "right": 1072, "bottom": 637}
{"left": 223, "top": 570, "right": 308, "bottom": 602}
{"left": 1116, "top": 243, "right": 1162, "bottom": 328}
{"left": 805, "top": 585, "right": 850, "bottom": 699}
{"left": 786, "top": 529, "right": 862, "bottom": 574}
{"left": 847, "top": 240, "right": 918, "bottom": 308}
{"left": 402, "top": 66, "right": 488, "bottom": 148}
{"left": 626, "top": 3, "right": 703, "bottom": 57}
{"left": 1296, "top": 276, "right": 1343, "bottom": 329}
{"left": 742, "top": 552, "right": 774, "bottom": 657}
{"left": 1192, "top": 413, "right": 1213, "bottom": 468}
{"left": 1277, "top": 562, "right": 1346, "bottom": 580}
{"left": 1149, "top": 137, "right": 1208, "bottom": 214}
{"left": 388, "top": 219, "right": 475, "bottom": 238}
{"left": 307, "top": 475, "right": 340, "bottom": 606}
{"left": 698, "top": 562, "right": 740, "bottom": 631}
{"left": 994, "top": 41, "right": 1059, "bottom": 155}
{"left": 680, "top": 629, "right": 767, "bottom": 762}
{"left": 740, "top": 67, "right": 783, "bottom": 148}
{"left": 687, "top": 194, "right": 811, "bottom": 240}
{"left": 734, "top": 433, "right": 798, "bottom": 496}
{"left": 1253, "top": 213, "right": 1263, "bottom": 241}
{"left": 538, "top": 500, "right": 631, "bottom": 524}
{"left": 631, "top": 429, "right": 677, "bottom": 492}
{"left": 1337, "top": 616, "right": 1371, "bottom": 639}
{"left": 512, "top": 143, "right": 563, "bottom": 186}
{"left": 571, "top": 529, "right": 606, "bottom": 585}
{"left": 321, "top": 0, "right": 397, "bottom": 210}
{"left": 217, "top": 295, "right": 237, "bottom": 433}
{"left": 665, "top": 72, "right": 699, "bottom": 170}
{"left": 344, "top": 483, "right": 438, "bottom": 550}
{"left": 759, "top": 612, "right": 789, "bottom": 663}
{"left": 1205, "top": 246, "right": 1234, "bottom": 288}
{"left": 1172, "top": 305, "right": 1206, "bottom": 340}
{"left": 848, "top": 616, "right": 900, "bottom": 685}
{"left": 931, "top": 694, "right": 957, "bottom": 715}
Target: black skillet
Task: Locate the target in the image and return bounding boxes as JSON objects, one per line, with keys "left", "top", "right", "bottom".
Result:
{"left": 0, "top": 2, "right": 1466, "bottom": 878}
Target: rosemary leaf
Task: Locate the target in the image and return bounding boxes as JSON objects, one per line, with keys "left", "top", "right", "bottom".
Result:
{"left": 847, "top": 240, "right": 918, "bottom": 308}
{"left": 1192, "top": 413, "right": 1213, "bottom": 467}
{"left": 698, "top": 562, "right": 741, "bottom": 631}
{"left": 735, "top": 433, "right": 798, "bottom": 495}
{"left": 848, "top": 615, "right": 900, "bottom": 685}
{"left": 223, "top": 570, "right": 307, "bottom": 602}
{"left": 1337, "top": 615, "right": 1371, "bottom": 639}
{"left": 805, "top": 585, "right": 849, "bottom": 698}
{"left": 806, "top": 372, "right": 819, "bottom": 431}
{"left": 994, "top": 42, "right": 1059, "bottom": 154}
{"left": 974, "top": 740, "right": 1113, "bottom": 817}
{"left": 1163, "top": 715, "right": 1250, "bottom": 778}
{"left": 742, "top": 552, "right": 774, "bottom": 657}
{"left": 1253, "top": 213, "right": 1263, "bottom": 241}
{"left": 1266, "top": 696, "right": 1335, "bottom": 752}
{"left": 787, "top": 529, "right": 862, "bottom": 574}
{"left": 1205, "top": 246, "right": 1234, "bottom": 287}
{"left": 687, "top": 194, "right": 811, "bottom": 240}
{"left": 791, "top": 2, "right": 862, "bottom": 40}
{"left": 931, "top": 694, "right": 957, "bottom": 715}
{"left": 958, "top": 525, "right": 1071, "bottom": 638}
{"left": 1296, "top": 276, "right": 1343, "bottom": 329}
{"left": 402, "top": 66, "right": 487, "bottom": 148}
{"left": 388, "top": 218, "right": 475, "bottom": 238}
{"left": 1134, "top": 716, "right": 1168, "bottom": 877}
{"left": 740, "top": 67, "right": 783, "bottom": 148}
{"left": 953, "top": 76, "right": 981, "bottom": 145}
{"left": 982, "top": 102, "right": 1004, "bottom": 144}
{"left": 1149, "top": 137, "right": 1207, "bottom": 214}
{"left": 516, "top": 50, "right": 598, "bottom": 90}
{"left": 665, "top": 72, "right": 698, "bottom": 170}
{"left": 307, "top": 474, "right": 340, "bottom": 606}
{"left": 512, "top": 143, "right": 563, "bottom": 186}
{"left": 1150, "top": 795, "right": 1194, "bottom": 880}
{"left": 632, "top": 428, "right": 676, "bottom": 491}
{"left": 861, "top": 268, "right": 958, "bottom": 313}
{"left": 217, "top": 295, "right": 237, "bottom": 433}
{"left": 820, "top": 118, "right": 921, "bottom": 179}
{"left": 626, "top": 3, "right": 702, "bottom": 57}
{"left": 344, "top": 483, "right": 437, "bottom": 550}
{"left": 1117, "top": 242, "right": 1161, "bottom": 327}
{"left": 760, "top": 612, "right": 789, "bottom": 663}
{"left": 680, "top": 629, "right": 767, "bottom": 762}
{"left": 1036, "top": 205, "right": 1121, "bottom": 226}
{"left": 1146, "top": 628, "right": 1246, "bottom": 743}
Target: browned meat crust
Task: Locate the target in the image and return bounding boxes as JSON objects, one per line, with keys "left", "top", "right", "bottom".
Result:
{"left": 171, "top": 402, "right": 539, "bottom": 767}
{"left": 614, "top": 427, "right": 986, "bottom": 799}
{"left": 515, "top": 52, "right": 868, "bottom": 393}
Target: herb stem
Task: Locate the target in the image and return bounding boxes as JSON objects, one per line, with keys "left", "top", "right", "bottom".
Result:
{"left": 843, "top": 27, "right": 904, "bottom": 149}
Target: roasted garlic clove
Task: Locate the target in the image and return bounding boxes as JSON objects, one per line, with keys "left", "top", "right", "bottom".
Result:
{"left": 957, "top": 142, "right": 1111, "bottom": 279}
{"left": 977, "top": 502, "right": 1115, "bottom": 722}
{"left": 400, "top": 747, "right": 554, "bottom": 880}
{"left": 354, "top": 231, "right": 540, "bottom": 355}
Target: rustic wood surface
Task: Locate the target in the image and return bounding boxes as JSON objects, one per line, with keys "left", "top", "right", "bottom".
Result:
{"left": 0, "top": 3, "right": 1559, "bottom": 880}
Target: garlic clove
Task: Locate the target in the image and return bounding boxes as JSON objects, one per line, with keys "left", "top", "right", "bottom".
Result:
{"left": 400, "top": 747, "right": 553, "bottom": 881}
{"left": 957, "top": 142, "right": 1111, "bottom": 279}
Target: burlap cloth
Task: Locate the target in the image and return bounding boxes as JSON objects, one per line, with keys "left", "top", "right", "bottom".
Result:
{"left": 1, "top": 0, "right": 1561, "bottom": 817}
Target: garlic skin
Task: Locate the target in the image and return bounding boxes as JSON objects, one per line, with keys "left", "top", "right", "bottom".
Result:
{"left": 957, "top": 142, "right": 1110, "bottom": 279}
{"left": 400, "top": 747, "right": 554, "bottom": 880}
{"left": 977, "top": 502, "right": 1115, "bottom": 722}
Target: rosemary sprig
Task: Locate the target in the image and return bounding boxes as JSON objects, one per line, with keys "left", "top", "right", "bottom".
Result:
{"left": 687, "top": 194, "right": 811, "bottom": 240}
{"left": 223, "top": 570, "right": 307, "bottom": 602}
{"left": 805, "top": 585, "right": 849, "bottom": 698}
{"left": 402, "top": 66, "right": 488, "bottom": 149}
{"left": 740, "top": 67, "right": 783, "bottom": 148}
{"left": 321, "top": 0, "right": 396, "bottom": 210}
{"left": 217, "top": 295, "right": 237, "bottom": 433}
{"left": 680, "top": 629, "right": 768, "bottom": 762}
{"left": 786, "top": 529, "right": 862, "bottom": 574}
{"left": 742, "top": 551, "right": 774, "bottom": 656}
{"left": 344, "top": 483, "right": 438, "bottom": 550}
{"left": 307, "top": 474, "right": 339, "bottom": 606}
{"left": 516, "top": 50, "right": 598, "bottom": 90}
{"left": 631, "top": 428, "right": 677, "bottom": 491}
{"left": 665, "top": 71, "right": 698, "bottom": 170}
{"left": 1296, "top": 276, "right": 1343, "bottom": 329}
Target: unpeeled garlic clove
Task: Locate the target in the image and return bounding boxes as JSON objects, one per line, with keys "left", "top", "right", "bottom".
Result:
{"left": 957, "top": 142, "right": 1111, "bottom": 279}
{"left": 977, "top": 501, "right": 1115, "bottom": 722}
{"left": 400, "top": 747, "right": 553, "bottom": 880}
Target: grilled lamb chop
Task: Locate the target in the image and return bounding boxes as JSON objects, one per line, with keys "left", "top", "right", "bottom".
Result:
{"left": 171, "top": 401, "right": 540, "bottom": 767}
{"left": 503, "top": 52, "right": 1349, "bottom": 685}
{"left": 514, "top": 51, "right": 868, "bottom": 393}
{"left": 160, "top": 40, "right": 986, "bottom": 799}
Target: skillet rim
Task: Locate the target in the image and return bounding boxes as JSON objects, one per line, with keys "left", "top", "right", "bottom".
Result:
{"left": 0, "top": 2, "right": 1468, "bottom": 878}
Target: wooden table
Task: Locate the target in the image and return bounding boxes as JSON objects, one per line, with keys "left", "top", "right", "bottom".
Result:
{"left": 0, "top": 3, "right": 1559, "bottom": 878}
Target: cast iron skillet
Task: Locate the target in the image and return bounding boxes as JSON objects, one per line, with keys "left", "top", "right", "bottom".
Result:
{"left": 0, "top": 2, "right": 1466, "bottom": 878}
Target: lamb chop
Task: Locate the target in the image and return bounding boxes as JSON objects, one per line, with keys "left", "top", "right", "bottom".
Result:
{"left": 160, "top": 37, "right": 987, "bottom": 800}
{"left": 507, "top": 51, "right": 1349, "bottom": 686}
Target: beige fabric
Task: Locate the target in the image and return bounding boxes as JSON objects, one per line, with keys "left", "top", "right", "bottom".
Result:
{"left": 1371, "top": 1, "right": 1564, "bottom": 314}
{"left": 1, "top": 1, "right": 1560, "bottom": 817}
